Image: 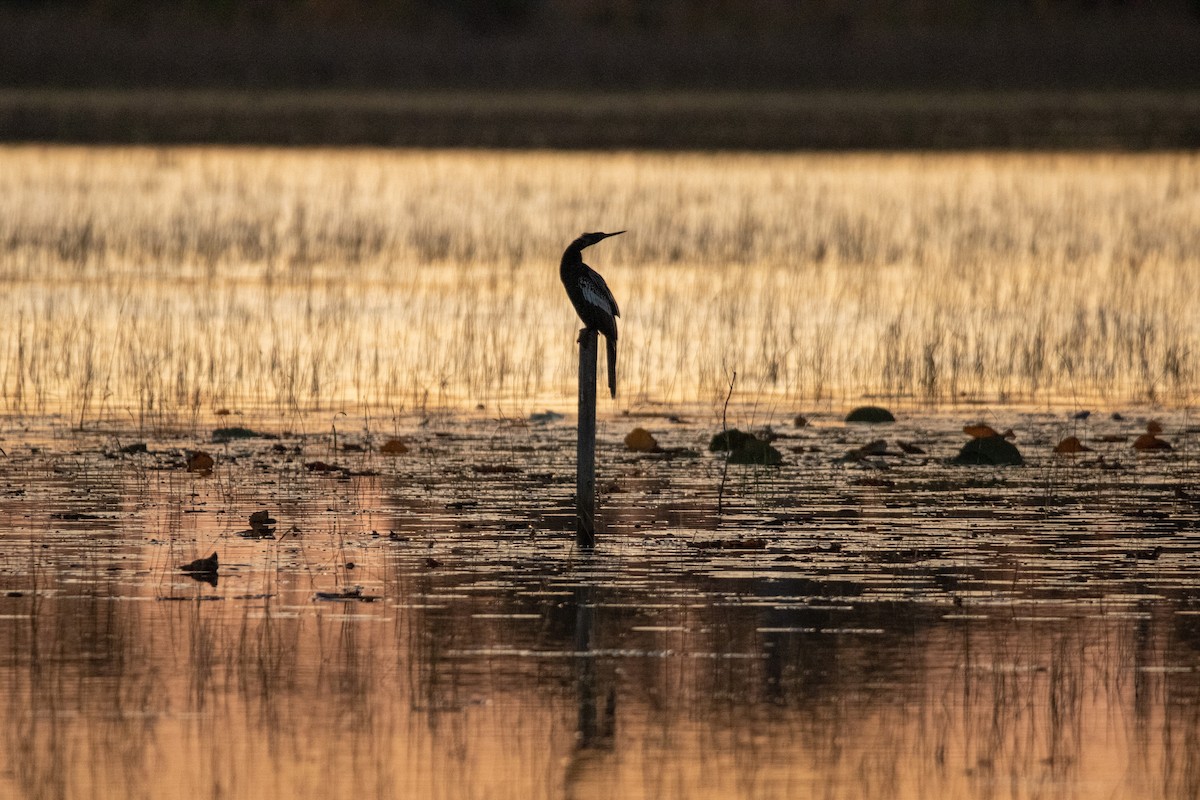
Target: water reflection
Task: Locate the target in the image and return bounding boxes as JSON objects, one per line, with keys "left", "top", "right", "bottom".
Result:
{"left": 1, "top": 411, "right": 1198, "bottom": 798}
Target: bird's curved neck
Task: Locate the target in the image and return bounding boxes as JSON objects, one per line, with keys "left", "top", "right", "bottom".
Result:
{"left": 560, "top": 239, "right": 588, "bottom": 269}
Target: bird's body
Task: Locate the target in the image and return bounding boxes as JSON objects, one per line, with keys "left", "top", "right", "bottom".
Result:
{"left": 560, "top": 231, "right": 624, "bottom": 398}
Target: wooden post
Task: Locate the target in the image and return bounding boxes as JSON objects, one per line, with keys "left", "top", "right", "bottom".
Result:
{"left": 576, "top": 328, "right": 597, "bottom": 549}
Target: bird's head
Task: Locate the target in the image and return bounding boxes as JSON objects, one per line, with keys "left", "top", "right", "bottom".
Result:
{"left": 576, "top": 230, "right": 625, "bottom": 249}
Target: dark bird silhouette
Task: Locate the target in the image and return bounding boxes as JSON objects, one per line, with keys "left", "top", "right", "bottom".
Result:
{"left": 560, "top": 231, "right": 624, "bottom": 398}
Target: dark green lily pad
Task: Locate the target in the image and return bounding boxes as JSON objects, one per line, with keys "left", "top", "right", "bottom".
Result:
{"left": 709, "top": 428, "right": 758, "bottom": 452}
{"left": 952, "top": 435, "right": 1024, "bottom": 466}
{"left": 845, "top": 406, "right": 896, "bottom": 423}
{"left": 726, "top": 439, "right": 784, "bottom": 466}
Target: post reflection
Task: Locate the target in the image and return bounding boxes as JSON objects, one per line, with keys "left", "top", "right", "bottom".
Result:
{"left": 1, "top": 436, "right": 1199, "bottom": 800}
{"left": 564, "top": 580, "right": 617, "bottom": 800}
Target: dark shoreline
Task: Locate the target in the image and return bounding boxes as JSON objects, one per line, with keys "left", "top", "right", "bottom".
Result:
{"left": 3, "top": 89, "right": 1199, "bottom": 150}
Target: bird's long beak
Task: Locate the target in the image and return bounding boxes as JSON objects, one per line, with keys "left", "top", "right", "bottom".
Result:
{"left": 603, "top": 230, "right": 626, "bottom": 238}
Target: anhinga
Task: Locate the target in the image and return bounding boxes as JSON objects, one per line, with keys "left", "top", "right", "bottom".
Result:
{"left": 560, "top": 231, "right": 624, "bottom": 398}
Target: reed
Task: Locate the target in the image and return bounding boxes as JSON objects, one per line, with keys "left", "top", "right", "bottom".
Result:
{"left": 0, "top": 146, "right": 1196, "bottom": 426}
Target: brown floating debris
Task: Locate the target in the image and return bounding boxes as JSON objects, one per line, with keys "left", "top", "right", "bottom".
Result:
{"left": 686, "top": 538, "right": 769, "bottom": 550}
{"left": 793, "top": 414, "right": 809, "bottom": 428}
{"left": 963, "top": 424, "right": 996, "bottom": 438}
{"left": 313, "top": 586, "right": 378, "bottom": 603}
{"left": 1054, "top": 436, "right": 1092, "bottom": 454}
{"left": 1133, "top": 433, "right": 1172, "bottom": 451}
{"left": 897, "top": 441, "right": 925, "bottom": 455}
{"left": 379, "top": 438, "right": 409, "bottom": 455}
{"left": 963, "top": 424, "right": 1014, "bottom": 440}
{"left": 839, "top": 439, "right": 892, "bottom": 463}
{"left": 472, "top": 464, "right": 521, "bottom": 474}
{"left": 186, "top": 451, "right": 214, "bottom": 475}
{"left": 624, "top": 427, "right": 660, "bottom": 452}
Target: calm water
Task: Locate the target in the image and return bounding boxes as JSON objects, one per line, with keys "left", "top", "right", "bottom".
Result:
{"left": 1, "top": 407, "right": 1198, "bottom": 799}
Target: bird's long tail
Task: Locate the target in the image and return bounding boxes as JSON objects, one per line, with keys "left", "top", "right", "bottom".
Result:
{"left": 606, "top": 335, "right": 617, "bottom": 399}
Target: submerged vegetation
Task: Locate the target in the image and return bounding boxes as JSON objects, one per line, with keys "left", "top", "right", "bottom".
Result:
{"left": 0, "top": 147, "right": 1197, "bottom": 428}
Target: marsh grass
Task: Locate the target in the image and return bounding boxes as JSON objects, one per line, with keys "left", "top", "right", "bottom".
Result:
{"left": 1, "top": 146, "right": 1197, "bottom": 428}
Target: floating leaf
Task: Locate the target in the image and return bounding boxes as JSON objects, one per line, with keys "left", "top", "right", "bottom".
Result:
{"left": 186, "top": 451, "right": 214, "bottom": 475}
{"left": 380, "top": 438, "right": 409, "bottom": 455}
{"left": 1134, "top": 433, "right": 1172, "bottom": 451}
{"left": 964, "top": 424, "right": 997, "bottom": 438}
{"left": 726, "top": 439, "right": 784, "bottom": 466}
{"left": 624, "top": 427, "right": 659, "bottom": 452}
{"left": 305, "top": 460, "right": 345, "bottom": 472}
{"left": 472, "top": 464, "right": 521, "bottom": 474}
{"left": 952, "top": 436, "right": 1024, "bottom": 466}
{"left": 845, "top": 406, "right": 895, "bottom": 424}
{"left": 964, "top": 424, "right": 1015, "bottom": 439}
{"left": 841, "top": 439, "right": 892, "bottom": 462}
{"left": 1054, "top": 436, "right": 1091, "bottom": 454}
{"left": 709, "top": 429, "right": 758, "bottom": 452}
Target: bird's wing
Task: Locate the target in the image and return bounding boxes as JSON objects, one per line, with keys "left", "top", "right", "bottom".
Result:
{"left": 581, "top": 265, "right": 620, "bottom": 318}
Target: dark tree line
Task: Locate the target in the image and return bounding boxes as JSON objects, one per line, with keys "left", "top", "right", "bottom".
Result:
{"left": 1, "top": 0, "right": 1195, "bottom": 30}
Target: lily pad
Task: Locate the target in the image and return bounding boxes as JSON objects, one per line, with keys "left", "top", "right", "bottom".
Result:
{"left": 726, "top": 439, "right": 784, "bottom": 466}
{"left": 624, "top": 428, "right": 660, "bottom": 452}
{"left": 845, "top": 406, "right": 895, "bottom": 424}
{"left": 709, "top": 428, "right": 758, "bottom": 452}
{"left": 1134, "top": 433, "right": 1172, "bottom": 451}
{"left": 1054, "top": 436, "right": 1091, "bottom": 454}
{"left": 952, "top": 435, "right": 1024, "bottom": 466}
{"left": 187, "top": 451, "right": 215, "bottom": 474}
